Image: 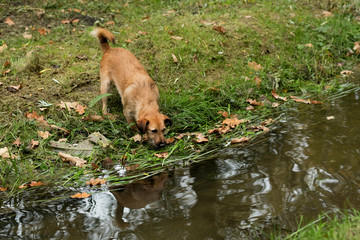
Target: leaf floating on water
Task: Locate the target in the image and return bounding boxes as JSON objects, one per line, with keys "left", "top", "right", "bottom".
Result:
{"left": 71, "top": 192, "right": 90, "bottom": 199}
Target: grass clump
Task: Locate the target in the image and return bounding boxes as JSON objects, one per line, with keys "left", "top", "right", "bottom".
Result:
{"left": 0, "top": 0, "right": 359, "bottom": 192}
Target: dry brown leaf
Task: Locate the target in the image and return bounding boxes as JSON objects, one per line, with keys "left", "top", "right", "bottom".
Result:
{"left": 166, "top": 137, "right": 175, "bottom": 144}
{"left": 138, "top": 30, "right": 147, "bottom": 35}
{"left": 246, "top": 105, "right": 255, "bottom": 111}
{"left": 271, "top": 90, "right": 287, "bottom": 101}
{"left": 18, "top": 185, "right": 27, "bottom": 189}
{"left": 61, "top": 20, "right": 70, "bottom": 24}
{"left": 5, "top": 17, "right": 15, "bottom": 26}
{"left": 106, "top": 21, "right": 115, "bottom": 25}
{"left": 222, "top": 118, "right": 245, "bottom": 128}
{"left": 171, "top": 53, "right": 178, "bottom": 63}
{"left": 289, "top": 96, "right": 322, "bottom": 105}
{"left": 262, "top": 118, "right": 275, "bottom": 126}
{"left": 213, "top": 25, "right": 226, "bottom": 34}
{"left": 71, "top": 192, "right": 90, "bottom": 198}
{"left": 305, "top": 43, "right": 313, "bottom": 48}
{"left": 253, "top": 76, "right": 261, "bottom": 86}
{"left": 171, "top": 36, "right": 183, "bottom": 40}
{"left": 71, "top": 19, "right": 80, "bottom": 23}
{"left": 3, "top": 60, "right": 10, "bottom": 68}
{"left": 248, "top": 61, "right": 262, "bottom": 71}
{"left": 0, "top": 187, "right": 7, "bottom": 192}
{"left": 248, "top": 125, "right": 270, "bottom": 132}
{"left": 125, "top": 164, "right": 140, "bottom": 171}
{"left": 29, "top": 181, "right": 45, "bottom": 187}
{"left": 12, "top": 137, "right": 21, "bottom": 147}
{"left": 59, "top": 152, "right": 86, "bottom": 167}
{"left": 354, "top": 41, "right": 360, "bottom": 54}
{"left": 57, "top": 101, "right": 79, "bottom": 111}
{"left": 218, "top": 111, "right": 229, "bottom": 118}
{"left": 322, "top": 11, "right": 333, "bottom": 17}
{"left": 86, "top": 178, "right": 107, "bottom": 186}
{"left": 23, "top": 32, "right": 32, "bottom": 39}
{"left": 230, "top": 137, "right": 250, "bottom": 144}
{"left": 154, "top": 152, "right": 169, "bottom": 158}
{"left": 193, "top": 133, "right": 209, "bottom": 143}
{"left": 38, "top": 28, "right": 47, "bottom": 36}
{"left": 75, "top": 104, "right": 87, "bottom": 115}
{"left": 340, "top": 70, "right": 354, "bottom": 76}
{"left": 82, "top": 114, "right": 104, "bottom": 122}
{"left": 0, "top": 43, "right": 8, "bottom": 53}
{"left": 30, "top": 139, "right": 40, "bottom": 149}
{"left": 0, "top": 147, "right": 9, "bottom": 158}
{"left": 8, "top": 85, "right": 21, "bottom": 92}
{"left": 208, "top": 125, "right": 231, "bottom": 135}
{"left": 38, "top": 131, "right": 50, "bottom": 139}
{"left": 247, "top": 98, "right": 264, "bottom": 106}
{"left": 131, "top": 134, "right": 142, "bottom": 142}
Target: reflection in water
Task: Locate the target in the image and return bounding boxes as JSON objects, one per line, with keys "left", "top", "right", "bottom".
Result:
{"left": 0, "top": 90, "right": 360, "bottom": 239}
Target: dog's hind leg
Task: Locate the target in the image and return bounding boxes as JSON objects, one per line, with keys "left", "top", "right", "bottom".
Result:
{"left": 100, "top": 73, "right": 111, "bottom": 115}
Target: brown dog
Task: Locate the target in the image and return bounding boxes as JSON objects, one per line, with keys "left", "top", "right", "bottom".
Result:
{"left": 91, "top": 28, "right": 171, "bottom": 148}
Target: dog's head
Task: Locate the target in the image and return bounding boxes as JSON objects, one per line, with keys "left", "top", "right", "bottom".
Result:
{"left": 137, "top": 113, "right": 172, "bottom": 148}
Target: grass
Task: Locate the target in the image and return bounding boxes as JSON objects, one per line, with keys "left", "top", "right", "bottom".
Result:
{"left": 0, "top": 0, "right": 359, "bottom": 195}
{"left": 277, "top": 210, "right": 360, "bottom": 240}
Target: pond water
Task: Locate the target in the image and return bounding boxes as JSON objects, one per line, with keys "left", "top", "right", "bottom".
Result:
{"left": 1, "top": 88, "right": 360, "bottom": 239}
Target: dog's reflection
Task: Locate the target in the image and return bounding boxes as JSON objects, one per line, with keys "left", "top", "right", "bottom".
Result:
{"left": 110, "top": 172, "right": 169, "bottom": 228}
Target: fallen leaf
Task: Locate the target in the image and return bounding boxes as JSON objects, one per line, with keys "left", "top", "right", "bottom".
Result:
{"left": 340, "top": 70, "right": 354, "bottom": 76}
{"left": 246, "top": 105, "right": 255, "bottom": 111}
{"left": 0, "top": 43, "right": 8, "bottom": 53}
{"left": 354, "top": 41, "right": 360, "bottom": 54}
{"left": 248, "top": 61, "right": 262, "bottom": 71}
{"left": 57, "top": 101, "right": 79, "bottom": 111}
{"left": 71, "top": 192, "right": 90, "bottom": 198}
{"left": 73, "top": 8, "right": 82, "bottom": 13}
{"left": 213, "top": 25, "right": 226, "bottom": 34}
{"left": 131, "top": 134, "right": 142, "bottom": 142}
{"left": 36, "top": 9, "right": 45, "bottom": 19}
{"left": 86, "top": 178, "right": 106, "bottom": 186}
{"left": 253, "top": 76, "right": 261, "bottom": 86}
{"left": 8, "top": 85, "right": 21, "bottom": 92}
{"left": 222, "top": 118, "right": 245, "bottom": 128}
{"left": 75, "top": 104, "right": 87, "bottom": 115}
{"left": 247, "top": 98, "right": 264, "bottom": 106}
{"left": 0, "top": 187, "right": 7, "bottom": 192}
{"left": 38, "top": 131, "right": 50, "bottom": 139}
{"left": 230, "top": 137, "right": 250, "bottom": 144}
{"left": 154, "top": 152, "right": 169, "bottom": 158}
{"left": 262, "top": 118, "right": 275, "bottom": 125}
{"left": 106, "top": 21, "right": 115, "bottom": 25}
{"left": 248, "top": 125, "right": 270, "bottom": 132}
{"left": 61, "top": 20, "right": 70, "bottom": 24}
{"left": 327, "top": 116, "right": 335, "bottom": 120}
{"left": 38, "top": 28, "right": 47, "bottom": 36}
{"left": 166, "top": 137, "right": 175, "bottom": 144}
{"left": 19, "top": 185, "right": 27, "bottom": 189}
{"left": 218, "top": 111, "right": 229, "bottom": 118}
{"left": 71, "top": 19, "right": 80, "bottom": 23}
{"left": 125, "top": 39, "right": 133, "bottom": 43}
{"left": 125, "top": 164, "right": 140, "bottom": 171}
{"left": 172, "top": 53, "right": 178, "bottom": 63}
{"left": 29, "top": 181, "right": 45, "bottom": 187}
{"left": 0, "top": 147, "right": 9, "bottom": 158}
{"left": 30, "top": 139, "right": 40, "bottom": 149}
{"left": 3, "top": 60, "right": 10, "bottom": 68}
{"left": 138, "top": 30, "right": 147, "bottom": 35}
{"left": 171, "top": 36, "right": 183, "bottom": 40}
{"left": 5, "top": 17, "right": 15, "bottom": 26}
{"left": 305, "top": 43, "right": 313, "bottom": 48}
{"left": 208, "top": 125, "right": 231, "bottom": 135}
{"left": 82, "top": 114, "right": 104, "bottom": 121}
{"left": 12, "top": 138, "right": 21, "bottom": 147}
{"left": 59, "top": 152, "right": 87, "bottom": 167}
{"left": 23, "top": 32, "right": 32, "bottom": 39}
{"left": 271, "top": 90, "right": 287, "bottom": 101}
{"left": 193, "top": 133, "right": 209, "bottom": 143}
{"left": 322, "top": 11, "right": 333, "bottom": 17}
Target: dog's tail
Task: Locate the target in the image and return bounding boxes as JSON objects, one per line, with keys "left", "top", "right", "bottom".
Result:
{"left": 91, "top": 28, "right": 115, "bottom": 54}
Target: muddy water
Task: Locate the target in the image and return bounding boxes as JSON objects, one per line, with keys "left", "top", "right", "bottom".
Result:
{"left": 1, "top": 89, "right": 360, "bottom": 239}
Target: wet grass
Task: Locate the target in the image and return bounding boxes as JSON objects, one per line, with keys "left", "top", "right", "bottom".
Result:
{"left": 280, "top": 210, "right": 360, "bottom": 240}
{"left": 0, "top": 0, "right": 360, "bottom": 196}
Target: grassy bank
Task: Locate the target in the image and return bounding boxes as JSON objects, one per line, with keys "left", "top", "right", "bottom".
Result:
{"left": 280, "top": 210, "right": 360, "bottom": 240}
{"left": 0, "top": 0, "right": 359, "bottom": 194}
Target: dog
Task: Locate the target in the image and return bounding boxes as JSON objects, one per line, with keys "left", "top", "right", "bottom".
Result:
{"left": 91, "top": 28, "right": 171, "bottom": 148}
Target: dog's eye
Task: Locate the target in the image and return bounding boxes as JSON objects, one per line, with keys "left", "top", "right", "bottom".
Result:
{"left": 151, "top": 129, "right": 157, "bottom": 133}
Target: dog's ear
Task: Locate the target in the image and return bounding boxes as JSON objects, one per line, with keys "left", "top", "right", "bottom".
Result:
{"left": 163, "top": 115, "right": 172, "bottom": 126}
{"left": 137, "top": 118, "right": 149, "bottom": 134}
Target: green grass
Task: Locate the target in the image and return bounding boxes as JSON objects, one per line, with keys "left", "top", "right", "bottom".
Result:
{"left": 0, "top": 0, "right": 359, "bottom": 193}
{"left": 279, "top": 210, "right": 360, "bottom": 240}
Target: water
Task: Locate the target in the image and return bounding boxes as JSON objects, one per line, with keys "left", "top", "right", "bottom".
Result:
{"left": 1, "top": 89, "right": 359, "bottom": 239}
